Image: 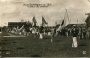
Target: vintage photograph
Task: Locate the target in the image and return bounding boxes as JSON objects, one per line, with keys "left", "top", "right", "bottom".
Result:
{"left": 0, "top": 0, "right": 90, "bottom": 57}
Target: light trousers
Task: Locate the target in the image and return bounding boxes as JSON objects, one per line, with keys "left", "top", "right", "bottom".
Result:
{"left": 72, "top": 37, "right": 78, "bottom": 48}
{"left": 40, "top": 33, "right": 43, "bottom": 39}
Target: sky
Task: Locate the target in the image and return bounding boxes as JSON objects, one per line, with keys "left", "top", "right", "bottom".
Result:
{"left": 0, "top": 0, "right": 90, "bottom": 26}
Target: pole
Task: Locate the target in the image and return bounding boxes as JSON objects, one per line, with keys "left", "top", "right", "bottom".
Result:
{"left": 64, "top": 9, "right": 67, "bottom": 21}
{"left": 65, "top": 9, "right": 70, "bottom": 24}
{"left": 69, "top": 19, "right": 71, "bottom": 24}
{"left": 77, "top": 19, "right": 78, "bottom": 24}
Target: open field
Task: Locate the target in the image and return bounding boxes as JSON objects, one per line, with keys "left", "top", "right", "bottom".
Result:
{"left": 0, "top": 32, "right": 90, "bottom": 57}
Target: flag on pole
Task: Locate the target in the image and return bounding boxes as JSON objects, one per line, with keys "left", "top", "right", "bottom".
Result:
{"left": 42, "top": 16, "right": 48, "bottom": 25}
{"left": 32, "top": 16, "right": 37, "bottom": 23}
{"left": 55, "top": 21, "right": 57, "bottom": 25}
{"left": 32, "top": 16, "right": 37, "bottom": 27}
{"left": 61, "top": 20, "right": 64, "bottom": 26}
{"left": 56, "top": 19, "right": 66, "bottom": 31}
{"left": 69, "top": 19, "right": 71, "bottom": 24}
{"left": 56, "top": 9, "right": 68, "bottom": 32}
{"left": 65, "top": 9, "right": 70, "bottom": 25}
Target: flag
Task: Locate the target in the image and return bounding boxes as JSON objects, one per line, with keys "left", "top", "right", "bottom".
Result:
{"left": 32, "top": 16, "right": 37, "bottom": 23}
{"left": 61, "top": 19, "right": 67, "bottom": 27}
{"left": 77, "top": 19, "right": 78, "bottom": 24}
{"left": 42, "top": 16, "right": 48, "bottom": 25}
{"left": 19, "top": 25, "right": 24, "bottom": 31}
{"left": 56, "top": 19, "right": 66, "bottom": 31}
{"left": 55, "top": 21, "right": 57, "bottom": 25}
{"left": 56, "top": 9, "right": 68, "bottom": 32}
{"left": 61, "top": 20, "right": 64, "bottom": 26}
{"left": 32, "top": 16, "right": 37, "bottom": 27}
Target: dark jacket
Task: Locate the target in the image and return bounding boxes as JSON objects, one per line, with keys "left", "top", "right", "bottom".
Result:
{"left": 72, "top": 28, "right": 78, "bottom": 37}
{"left": 39, "top": 26, "right": 44, "bottom": 33}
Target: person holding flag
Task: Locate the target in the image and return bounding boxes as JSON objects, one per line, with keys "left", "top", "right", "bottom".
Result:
{"left": 56, "top": 9, "right": 70, "bottom": 36}
{"left": 42, "top": 16, "right": 51, "bottom": 36}
{"left": 31, "top": 16, "right": 37, "bottom": 36}
{"left": 39, "top": 16, "right": 47, "bottom": 39}
{"left": 56, "top": 19, "right": 66, "bottom": 35}
{"left": 51, "top": 27, "right": 56, "bottom": 42}
{"left": 32, "top": 16, "right": 37, "bottom": 27}
{"left": 42, "top": 16, "right": 48, "bottom": 26}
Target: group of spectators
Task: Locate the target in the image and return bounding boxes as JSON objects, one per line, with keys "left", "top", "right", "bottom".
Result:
{"left": 7, "top": 24, "right": 87, "bottom": 39}
{"left": 56, "top": 26, "right": 86, "bottom": 39}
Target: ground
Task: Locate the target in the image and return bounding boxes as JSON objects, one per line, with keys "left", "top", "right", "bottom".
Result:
{"left": 0, "top": 32, "right": 90, "bottom": 57}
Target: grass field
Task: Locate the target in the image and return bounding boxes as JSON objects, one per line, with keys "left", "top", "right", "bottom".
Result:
{"left": 1, "top": 32, "right": 90, "bottom": 57}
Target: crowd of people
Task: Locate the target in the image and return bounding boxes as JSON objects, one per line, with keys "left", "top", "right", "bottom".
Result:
{"left": 7, "top": 24, "right": 88, "bottom": 48}
{"left": 7, "top": 24, "right": 87, "bottom": 39}
{"left": 56, "top": 26, "right": 86, "bottom": 39}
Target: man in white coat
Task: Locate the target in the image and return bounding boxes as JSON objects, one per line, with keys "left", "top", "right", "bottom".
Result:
{"left": 51, "top": 27, "right": 56, "bottom": 42}
{"left": 39, "top": 24, "right": 44, "bottom": 39}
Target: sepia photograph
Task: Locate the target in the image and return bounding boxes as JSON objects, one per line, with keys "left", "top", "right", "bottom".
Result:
{"left": 0, "top": 0, "right": 90, "bottom": 57}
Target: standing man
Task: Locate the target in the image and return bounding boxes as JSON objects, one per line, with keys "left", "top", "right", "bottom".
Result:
{"left": 85, "top": 13, "right": 90, "bottom": 39}
{"left": 79, "top": 27, "right": 83, "bottom": 39}
{"left": 39, "top": 24, "right": 44, "bottom": 39}
{"left": 82, "top": 27, "right": 86, "bottom": 39}
{"left": 51, "top": 27, "right": 56, "bottom": 42}
{"left": 72, "top": 26, "right": 78, "bottom": 48}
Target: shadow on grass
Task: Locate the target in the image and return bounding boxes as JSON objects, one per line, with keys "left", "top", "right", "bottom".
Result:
{"left": 2, "top": 40, "right": 8, "bottom": 41}
{"left": 79, "top": 44, "right": 87, "bottom": 47}
{"left": 0, "top": 42, "right": 10, "bottom": 45}
{"left": 31, "top": 54, "right": 41, "bottom": 57}
{"left": 54, "top": 40, "right": 61, "bottom": 42}
{"left": 2, "top": 50, "right": 10, "bottom": 52}
{"left": 12, "top": 41, "right": 17, "bottom": 43}
{"left": 16, "top": 47, "right": 25, "bottom": 50}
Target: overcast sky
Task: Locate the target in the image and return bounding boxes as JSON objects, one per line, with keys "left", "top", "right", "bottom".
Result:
{"left": 0, "top": 0, "right": 90, "bottom": 26}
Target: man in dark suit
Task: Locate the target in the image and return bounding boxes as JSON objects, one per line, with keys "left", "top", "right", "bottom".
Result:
{"left": 85, "top": 13, "right": 90, "bottom": 39}
{"left": 72, "top": 26, "right": 78, "bottom": 48}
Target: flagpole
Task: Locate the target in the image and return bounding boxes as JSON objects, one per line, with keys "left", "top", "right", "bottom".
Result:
{"left": 65, "top": 9, "right": 70, "bottom": 25}
{"left": 77, "top": 19, "right": 78, "bottom": 24}
{"left": 55, "top": 21, "right": 57, "bottom": 26}
{"left": 56, "top": 9, "right": 68, "bottom": 33}
{"left": 68, "top": 19, "right": 71, "bottom": 24}
{"left": 64, "top": 9, "right": 67, "bottom": 21}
